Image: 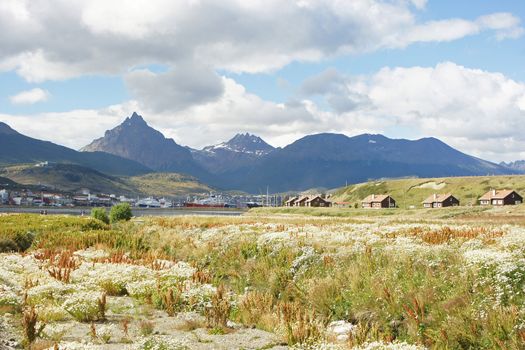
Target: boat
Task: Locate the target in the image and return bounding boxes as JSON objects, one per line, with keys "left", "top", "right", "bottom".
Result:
{"left": 183, "top": 202, "right": 227, "bottom": 208}
{"left": 136, "top": 197, "right": 161, "bottom": 208}
{"left": 183, "top": 194, "right": 236, "bottom": 208}
{"left": 246, "top": 202, "right": 262, "bottom": 208}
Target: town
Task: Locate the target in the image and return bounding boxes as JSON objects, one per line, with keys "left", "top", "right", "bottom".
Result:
{"left": 0, "top": 185, "right": 283, "bottom": 209}
{"left": 2, "top": 181, "right": 523, "bottom": 211}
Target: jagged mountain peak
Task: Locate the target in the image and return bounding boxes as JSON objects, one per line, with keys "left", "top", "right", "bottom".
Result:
{"left": 230, "top": 132, "right": 262, "bottom": 142}
{"left": 81, "top": 113, "right": 205, "bottom": 175}
{"left": 126, "top": 112, "right": 147, "bottom": 125}
{"left": 106, "top": 112, "right": 148, "bottom": 135}
{"left": 500, "top": 160, "right": 525, "bottom": 173}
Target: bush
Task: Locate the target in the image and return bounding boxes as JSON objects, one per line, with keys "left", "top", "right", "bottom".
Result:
{"left": 91, "top": 207, "right": 109, "bottom": 224}
{"left": 0, "top": 238, "right": 18, "bottom": 253}
{"left": 13, "top": 231, "right": 35, "bottom": 251}
{"left": 81, "top": 219, "right": 108, "bottom": 231}
{"left": 109, "top": 203, "right": 133, "bottom": 223}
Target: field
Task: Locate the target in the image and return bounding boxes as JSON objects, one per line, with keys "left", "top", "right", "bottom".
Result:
{"left": 331, "top": 175, "right": 525, "bottom": 208}
{"left": 1, "top": 207, "right": 525, "bottom": 349}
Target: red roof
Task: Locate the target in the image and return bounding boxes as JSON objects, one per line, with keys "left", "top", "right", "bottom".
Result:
{"left": 422, "top": 193, "right": 454, "bottom": 204}
{"left": 361, "top": 194, "right": 392, "bottom": 203}
{"left": 479, "top": 189, "right": 518, "bottom": 201}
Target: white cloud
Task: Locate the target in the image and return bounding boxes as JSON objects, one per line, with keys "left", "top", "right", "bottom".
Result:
{"left": 9, "top": 88, "right": 50, "bottom": 105}
{"left": 0, "top": 1, "right": 521, "bottom": 82}
{"left": 477, "top": 13, "right": 525, "bottom": 39}
{"left": 124, "top": 63, "right": 224, "bottom": 113}
{"left": 299, "top": 62, "right": 525, "bottom": 161}
{"left": 401, "top": 13, "right": 523, "bottom": 45}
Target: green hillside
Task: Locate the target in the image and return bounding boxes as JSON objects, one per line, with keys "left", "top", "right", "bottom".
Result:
{"left": 0, "top": 176, "right": 18, "bottom": 187}
{"left": 125, "top": 173, "right": 212, "bottom": 196}
{"left": 331, "top": 175, "right": 525, "bottom": 208}
{"left": 0, "top": 164, "right": 212, "bottom": 197}
{"left": 0, "top": 163, "right": 136, "bottom": 195}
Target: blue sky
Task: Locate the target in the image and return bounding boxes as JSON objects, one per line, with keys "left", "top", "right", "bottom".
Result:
{"left": 1, "top": 0, "right": 525, "bottom": 161}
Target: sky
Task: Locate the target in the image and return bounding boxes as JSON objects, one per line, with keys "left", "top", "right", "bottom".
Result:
{"left": 1, "top": 0, "right": 525, "bottom": 162}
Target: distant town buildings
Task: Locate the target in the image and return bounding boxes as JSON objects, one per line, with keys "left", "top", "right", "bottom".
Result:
{"left": 35, "top": 161, "right": 50, "bottom": 167}
{"left": 0, "top": 185, "right": 283, "bottom": 209}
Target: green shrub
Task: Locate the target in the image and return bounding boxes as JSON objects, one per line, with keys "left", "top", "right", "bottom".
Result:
{"left": 0, "top": 238, "right": 18, "bottom": 253}
{"left": 91, "top": 207, "right": 109, "bottom": 224}
{"left": 110, "top": 203, "right": 133, "bottom": 223}
{"left": 13, "top": 231, "right": 35, "bottom": 251}
{"left": 81, "top": 218, "right": 108, "bottom": 231}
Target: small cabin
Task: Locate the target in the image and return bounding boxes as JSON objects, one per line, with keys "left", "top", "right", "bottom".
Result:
{"left": 479, "top": 189, "right": 523, "bottom": 206}
{"left": 294, "top": 196, "right": 310, "bottom": 207}
{"left": 361, "top": 194, "right": 396, "bottom": 209}
{"left": 284, "top": 197, "right": 298, "bottom": 207}
{"left": 422, "top": 194, "right": 460, "bottom": 208}
{"left": 305, "top": 195, "right": 332, "bottom": 207}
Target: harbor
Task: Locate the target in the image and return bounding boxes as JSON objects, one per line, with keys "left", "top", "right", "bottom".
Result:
{"left": 0, "top": 206, "right": 246, "bottom": 217}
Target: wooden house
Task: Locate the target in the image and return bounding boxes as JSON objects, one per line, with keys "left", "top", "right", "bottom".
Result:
{"left": 479, "top": 189, "right": 523, "bottom": 206}
{"left": 361, "top": 194, "right": 396, "bottom": 209}
{"left": 294, "top": 196, "right": 310, "bottom": 207}
{"left": 305, "top": 195, "right": 332, "bottom": 207}
{"left": 284, "top": 197, "right": 298, "bottom": 207}
{"left": 422, "top": 193, "right": 459, "bottom": 208}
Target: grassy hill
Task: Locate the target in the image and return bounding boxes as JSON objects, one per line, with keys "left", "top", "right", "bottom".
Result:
{"left": 0, "top": 176, "right": 19, "bottom": 187}
{"left": 330, "top": 175, "right": 525, "bottom": 208}
{"left": 0, "top": 164, "right": 212, "bottom": 197}
{"left": 125, "top": 173, "right": 212, "bottom": 197}
{"left": 0, "top": 163, "right": 137, "bottom": 195}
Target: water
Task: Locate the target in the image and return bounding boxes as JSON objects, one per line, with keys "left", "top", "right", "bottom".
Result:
{"left": 0, "top": 207, "right": 246, "bottom": 217}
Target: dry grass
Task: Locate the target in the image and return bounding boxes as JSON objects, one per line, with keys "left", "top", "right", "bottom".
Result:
{"left": 238, "top": 291, "right": 275, "bottom": 328}
{"left": 405, "top": 226, "right": 505, "bottom": 245}
{"left": 23, "top": 306, "right": 44, "bottom": 345}
{"left": 277, "top": 301, "right": 322, "bottom": 345}
{"left": 138, "top": 320, "right": 155, "bottom": 336}
{"left": 161, "top": 288, "right": 181, "bottom": 317}
{"left": 98, "top": 293, "right": 107, "bottom": 321}
{"left": 175, "top": 318, "right": 206, "bottom": 331}
{"left": 47, "top": 250, "right": 79, "bottom": 283}
{"left": 205, "top": 284, "right": 231, "bottom": 329}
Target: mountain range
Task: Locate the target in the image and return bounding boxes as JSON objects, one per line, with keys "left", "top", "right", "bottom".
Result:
{"left": 0, "top": 112, "right": 519, "bottom": 194}
{"left": 78, "top": 113, "right": 517, "bottom": 193}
